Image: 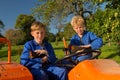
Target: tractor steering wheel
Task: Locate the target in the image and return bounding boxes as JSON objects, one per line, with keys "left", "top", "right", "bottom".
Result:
{"left": 55, "top": 49, "right": 101, "bottom": 70}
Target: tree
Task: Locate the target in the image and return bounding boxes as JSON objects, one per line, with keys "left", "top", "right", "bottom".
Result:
{"left": 5, "top": 29, "right": 25, "bottom": 45}
{"left": 104, "top": 0, "right": 120, "bottom": 45}
{"left": 0, "top": 20, "right": 5, "bottom": 34}
{"left": 15, "top": 14, "right": 36, "bottom": 42}
{"left": 0, "top": 20, "right": 5, "bottom": 49}
{"left": 45, "top": 32, "right": 56, "bottom": 42}
{"left": 86, "top": 0, "right": 120, "bottom": 46}
{"left": 63, "top": 23, "right": 75, "bottom": 40}
{"left": 32, "top": 0, "right": 103, "bottom": 32}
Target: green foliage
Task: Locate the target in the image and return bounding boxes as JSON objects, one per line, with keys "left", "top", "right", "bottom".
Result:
{"left": 0, "top": 43, "right": 4, "bottom": 50}
{"left": 0, "top": 34, "right": 5, "bottom": 49}
{"left": 86, "top": 2, "right": 120, "bottom": 44}
{"left": 105, "top": 0, "right": 120, "bottom": 43}
{"left": 32, "top": 0, "right": 102, "bottom": 35}
{"left": 106, "top": 0, "right": 120, "bottom": 9}
{"left": 56, "top": 32, "right": 64, "bottom": 41}
{"left": 45, "top": 32, "right": 56, "bottom": 42}
{"left": 15, "top": 14, "right": 36, "bottom": 42}
{"left": 0, "top": 20, "right": 5, "bottom": 33}
{"left": 15, "top": 14, "right": 35, "bottom": 29}
{"left": 86, "top": 9, "right": 106, "bottom": 38}
{"left": 5, "top": 29, "right": 26, "bottom": 45}
{"left": 63, "top": 23, "right": 75, "bottom": 40}
{"left": 33, "top": 0, "right": 103, "bottom": 21}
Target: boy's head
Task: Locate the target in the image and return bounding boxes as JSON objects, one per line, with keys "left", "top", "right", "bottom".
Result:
{"left": 71, "top": 15, "right": 85, "bottom": 28}
{"left": 30, "top": 21, "right": 46, "bottom": 44}
{"left": 31, "top": 21, "right": 46, "bottom": 32}
{"left": 70, "top": 15, "right": 86, "bottom": 36}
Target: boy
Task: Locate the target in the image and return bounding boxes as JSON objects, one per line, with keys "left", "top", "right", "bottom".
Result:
{"left": 69, "top": 15, "right": 103, "bottom": 62}
{"left": 20, "top": 21, "right": 68, "bottom": 80}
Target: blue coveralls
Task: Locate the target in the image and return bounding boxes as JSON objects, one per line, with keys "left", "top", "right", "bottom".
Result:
{"left": 69, "top": 30, "right": 103, "bottom": 62}
{"left": 20, "top": 40, "right": 68, "bottom": 80}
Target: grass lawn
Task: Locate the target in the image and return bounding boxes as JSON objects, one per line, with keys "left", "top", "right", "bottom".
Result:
{"left": 99, "top": 43, "right": 120, "bottom": 63}
{"left": 0, "top": 41, "right": 120, "bottom": 64}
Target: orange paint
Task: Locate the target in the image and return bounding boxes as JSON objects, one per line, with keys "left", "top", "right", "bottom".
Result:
{"left": 68, "top": 59, "right": 120, "bottom": 80}
{"left": 63, "top": 37, "right": 67, "bottom": 48}
{"left": 62, "top": 37, "right": 69, "bottom": 55}
{"left": 0, "top": 38, "right": 11, "bottom": 63}
{"left": 0, "top": 62, "right": 33, "bottom": 80}
{"left": 0, "top": 38, "right": 33, "bottom": 80}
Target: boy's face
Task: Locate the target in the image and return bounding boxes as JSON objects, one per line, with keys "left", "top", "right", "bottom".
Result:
{"left": 31, "top": 28, "right": 45, "bottom": 44}
{"left": 73, "top": 25, "right": 84, "bottom": 35}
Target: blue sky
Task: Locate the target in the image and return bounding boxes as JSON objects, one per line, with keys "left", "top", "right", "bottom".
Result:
{"left": 0, "top": 0, "right": 38, "bottom": 35}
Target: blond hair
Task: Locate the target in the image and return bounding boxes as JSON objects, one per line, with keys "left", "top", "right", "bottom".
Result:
{"left": 71, "top": 15, "right": 85, "bottom": 27}
{"left": 31, "top": 21, "right": 46, "bottom": 32}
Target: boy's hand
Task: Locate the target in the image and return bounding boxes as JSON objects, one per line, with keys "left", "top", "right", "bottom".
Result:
{"left": 79, "top": 44, "right": 91, "bottom": 49}
{"left": 41, "top": 56, "right": 48, "bottom": 63}
{"left": 35, "top": 50, "right": 48, "bottom": 63}
{"left": 30, "top": 50, "right": 48, "bottom": 58}
{"left": 34, "top": 50, "right": 48, "bottom": 56}
{"left": 70, "top": 44, "right": 91, "bottom": 53}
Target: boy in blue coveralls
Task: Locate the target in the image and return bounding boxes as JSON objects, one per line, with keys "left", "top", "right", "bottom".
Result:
{"left": 20, "top": 21, "right": 68, "bottom": 80}
{"left": 69, "top": 15, "right": 103, "bottom": 62}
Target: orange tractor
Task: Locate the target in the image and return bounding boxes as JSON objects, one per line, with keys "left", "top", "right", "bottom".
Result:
{"left": 0, "top": 37, "right": 120, "bottom": 80}
{"left": 0, "top": 38, "right": 33, "bottom": 80}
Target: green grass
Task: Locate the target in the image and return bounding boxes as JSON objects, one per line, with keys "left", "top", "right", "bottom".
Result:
{"left": 0, "top": 45, "right": 23, "bottom": 62}
{"left": 99, "top": 43, "right": 120, "bottom": 63}
{"left": 51, "top": 41, "right": 66, "bottom": 59}
{"left": 0, "top": 41, "right": 120, "bottom": 64}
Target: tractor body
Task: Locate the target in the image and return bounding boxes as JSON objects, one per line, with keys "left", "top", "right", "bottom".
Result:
{"left": 68, "top": 59, "right": 120, "bottom": 80}
{"left": 0, "top": 38, "right": 33, "bottom": 80}
{"left": 0, "top": 62, "right": 33, "bottom": 80}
